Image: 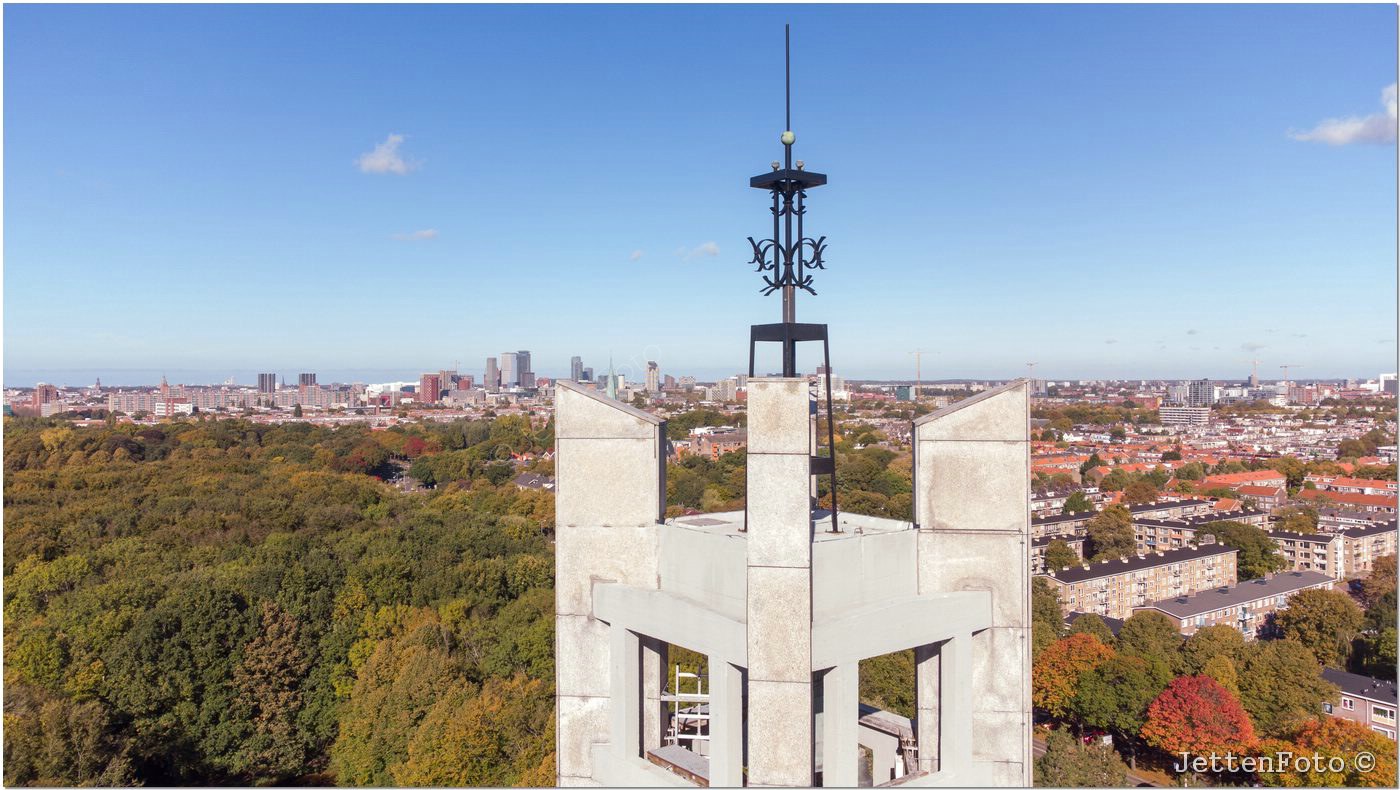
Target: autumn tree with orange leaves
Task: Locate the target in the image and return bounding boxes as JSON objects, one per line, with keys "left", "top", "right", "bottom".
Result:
{"left": 1142, "top": 675, "right": 1256, "bottom": 757}
{"left": 1033, "top": 633, "right": 1115, "bottom": 720}
{"left": 1254, "top": 717, "right": 1397, "bottom": 788}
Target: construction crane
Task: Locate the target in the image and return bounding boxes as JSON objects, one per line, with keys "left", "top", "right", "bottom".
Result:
{"left": 909, "top": 350, "right": 929, "bottom": 400}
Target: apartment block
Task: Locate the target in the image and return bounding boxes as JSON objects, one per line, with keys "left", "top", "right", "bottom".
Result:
{"left": 1039, "top": 541, "right": 1238, "bottom": 621}
{"left": 1132, "top": 570, "right": 1334, "bottom": 639}
{"left": 1341, "top": 521, "right": 1399, "bottom": 578}
{"left": 1270, "top": 530, "right": 1345, "bottom": 579}
{"left": 1322, "top": 668, "right": 1398, "bottom": 740}
{"left": 1133, "top": 507, "right": 1267, "bottom": 551}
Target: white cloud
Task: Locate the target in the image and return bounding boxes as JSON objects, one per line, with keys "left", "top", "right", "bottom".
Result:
{"left": 392, "top": 229, "right": 438, "bottom": 241}
{"left": 680, "top": 241, "right": 720, "bottom": 260}
{"left": 1241, "top": 342, "right": 1266, "bottom": 352}
{"left": 357, "top": 133, "right": 418, "bottom": 174}
{"left": 1289, "top": 84, "right": 1397, "bottom": 145}
{"left": 1104, "top": 339, "right": 1118, "bottom": 345}
{"left": 630, "top": 249, "right": 644, "bottom": 261}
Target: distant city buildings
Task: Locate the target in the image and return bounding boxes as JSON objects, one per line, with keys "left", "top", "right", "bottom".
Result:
{"left": 419, "top": 373, "right": 441, "bottom": 404}
{"left": 570, "top": 356, "right": 583, "bottom": 382}
{"left": 645, "top": 361, "right": 660, "bottom": 392}
{"left": 257, "top": 373, "right": 276, "bottom": 394}
{"left": 485, "top": 357, "right": 500, "bottom": 391}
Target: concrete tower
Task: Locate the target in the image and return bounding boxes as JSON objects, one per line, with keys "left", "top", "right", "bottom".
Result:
{"left": 554, "top": 378, "right": 1032, "bottom": 787}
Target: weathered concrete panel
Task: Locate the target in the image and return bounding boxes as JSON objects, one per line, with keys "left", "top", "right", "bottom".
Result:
{"left": 555, "top": 525, "right": 658, "bottom": 616}
{"left": 970, "top": 626, "right": 1030, "bottom": 715}
{"left": 970, "top": 709, "right": 1031, "bottom": 764}
{"left": 747, "top": 680, "right": 814, "bottom": 786}
{"left": 746, "top": 452, "right": 815, "bottom": 568}
{"left": 556, "top": 614, "right": 611, "bottom": 697}
{"left": 746, "top": 377, "right": 811, "bottom": 455}
{"left": 556, "top": 438, "right": 663, "bottom": 527}
{"left": 912, "top": 382, "right": 1029, "bottom": 443}
{"left": 812, "top": 529, "right": 918, "bottom": 618}
{"left": 556, "top": 380, "right": 663, "bottom": 439}
{"left": 916, "top": 439, "right": 1028, "bottom": 533}
{"left": 916, "top": 530, "right": 1028, "bottom": 626}
{"left": 557, "top": 695, "right": 609, "bottom": 778}
{"left": 747, "top": 566, "right": 811, "bottom": 683}
{"left": 658, "top": 527, "right": 748, "bottom": 621}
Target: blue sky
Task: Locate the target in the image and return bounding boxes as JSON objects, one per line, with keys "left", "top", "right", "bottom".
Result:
{"left": 4, "top": 3, "right": 1396, "bottom": 387}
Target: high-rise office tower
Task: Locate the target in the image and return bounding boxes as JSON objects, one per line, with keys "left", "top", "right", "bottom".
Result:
{"left": 517, "top": 351, "right": 532, "bottom": 383}
{"left": 582, "top": 367, "right": 594, "bottom": 382}
{"left": 1186, "top": 378, "right": 1216, "bottom": 407}
{"left": 500, "top": 352, "right": 519, "bottom": 388}
{"left": 258, "top": 373, "right": 277, "bottom": 394}
{"left": 571, "top": 356, "right": 584, "bottom": 381}
{"left": 298, "top": 373, "right": 316, "bottom": 387}
{"left": 485, "top": 357, "right": 500, "bottom": 391}
{"left": 419, "top": 374, "right": 442, "bottom": 404}
{"left": 645, "top": 361, "right": 660, "bottom": 392}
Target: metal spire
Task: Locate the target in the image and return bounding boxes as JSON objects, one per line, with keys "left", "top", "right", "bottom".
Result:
{"left": 746, "top": 24, "right": 828, "bottom": 376}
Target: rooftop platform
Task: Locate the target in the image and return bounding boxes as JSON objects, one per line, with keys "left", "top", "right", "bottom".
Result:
{"left": 668, "top": 509, "right": 913, "bottom": 541}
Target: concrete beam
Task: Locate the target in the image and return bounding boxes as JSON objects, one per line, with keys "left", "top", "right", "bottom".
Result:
{"left": 810, "top": 592, "right": 992, "bottom": 670}
{"left": 593, "top": 583, "right": 747, "bottom": 666}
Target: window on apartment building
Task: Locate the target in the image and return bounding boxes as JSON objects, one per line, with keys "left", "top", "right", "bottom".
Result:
{"left": 1342, "top": 698, "right": 1355, "bottom": 710}
{"left": 1323, "top": 702, "right": 1334, "bottom": 714}
{"left": 1375, "top": 706, "right": 1397, "bottom": 723}
{"left": 1372, "top": 726, "right": 1396, "bottom": 740}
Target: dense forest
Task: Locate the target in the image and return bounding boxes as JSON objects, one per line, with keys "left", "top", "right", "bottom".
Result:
{"left": 3, "top": 408, "right": 923, "bottom": 786}
{"left": 3, "top": 415, "right": 556, "bottom": 786}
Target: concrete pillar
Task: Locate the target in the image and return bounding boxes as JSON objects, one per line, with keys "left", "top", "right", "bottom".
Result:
{"left": 554, "top": 382, "right": 666, "bottom": 783}
{"left": 914, "top": 642, "right": 940, "bottom": 774}
{"left": 745, "top": 378, "right": 815, "bottom": 786}
{"left": 912, "top": 380, "right": 1032, "bottom": 783}
{"left": 939, "top": 634, "right": 973, "bottom": 775}
{"left": 610, "top": 627, "right": 641, "bottom": 760}
{"left": 821, "top": 664, "right": 860, "bottom": 787}
{"left": 642, "top": 637, "right": 667, "bottom": 754}
{"left": 709, "top": 659, "right": 745, "bottom": 787}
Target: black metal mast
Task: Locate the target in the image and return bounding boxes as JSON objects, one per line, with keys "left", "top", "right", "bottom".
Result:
{"left": 747, "top": 24, "right": 828, "bottom": 378}
{"left": 745, "top": 25, "right": 839, "bottom": 530}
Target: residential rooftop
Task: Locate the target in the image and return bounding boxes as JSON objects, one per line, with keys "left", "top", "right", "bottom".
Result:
{"left": 1136, "top": 570, "right": 1333, "bottom": 618}
{"left": 1040, "top": 543, "right": 1237, "bottom": 584}
{"left": 1322, "top": 667, "right": 1399, "bottom": 706}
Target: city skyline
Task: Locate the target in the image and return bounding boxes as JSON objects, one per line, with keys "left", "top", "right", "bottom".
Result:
{"left": 4, "top": 4, "right": 1396, "bottom": 384}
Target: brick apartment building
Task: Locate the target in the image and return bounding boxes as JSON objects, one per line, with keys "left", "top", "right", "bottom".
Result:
{"left": 1322, "top": 668, "right": 1397, "bottom": 740}
{"left": 1341, "top": 520, "right": 1399, "bottom": 577}
{"left": 1132, "top": 507, "right": 1268, "bottom": 551}
{"left": 1132, "top": 570, "right": 1334, "bottom": 639}
{"left": 1039, "top": 541, "right": 1238, "bottom": 621}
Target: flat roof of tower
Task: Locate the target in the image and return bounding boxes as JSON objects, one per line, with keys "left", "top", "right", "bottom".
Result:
{"left": 666, "top": 509, "right": 912, "bottom": 540}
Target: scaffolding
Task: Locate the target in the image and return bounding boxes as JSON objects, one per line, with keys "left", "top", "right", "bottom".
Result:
{"left": 662, "top": 666, "right": 711, "bottom": 752}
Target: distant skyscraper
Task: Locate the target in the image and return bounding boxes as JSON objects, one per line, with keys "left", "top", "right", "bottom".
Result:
{"left": 419, "top": 373, "right": 441, "bottom": 404}
{"left": 500, "top": 352, "right": 519, "bottom": 388}
{"left": 298, "top": 373, "right": 316, "bottom": 387}
{"left": 485, "top": 357, "right": 500, "bottom": 391}
{"left": 1186, "top": 378, "right": 1216, "bottom": 408}
{"left": 645, "top": 361, "right": 660, "bottom": 392}
{"left": 571, "top": 356, "right": 583, "bottom": 381}
{"left": 582, "top": 367, "right": 594, "bottom": 382}
{"left": 258, "top": 373, "right": 277, "bottom": 394}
